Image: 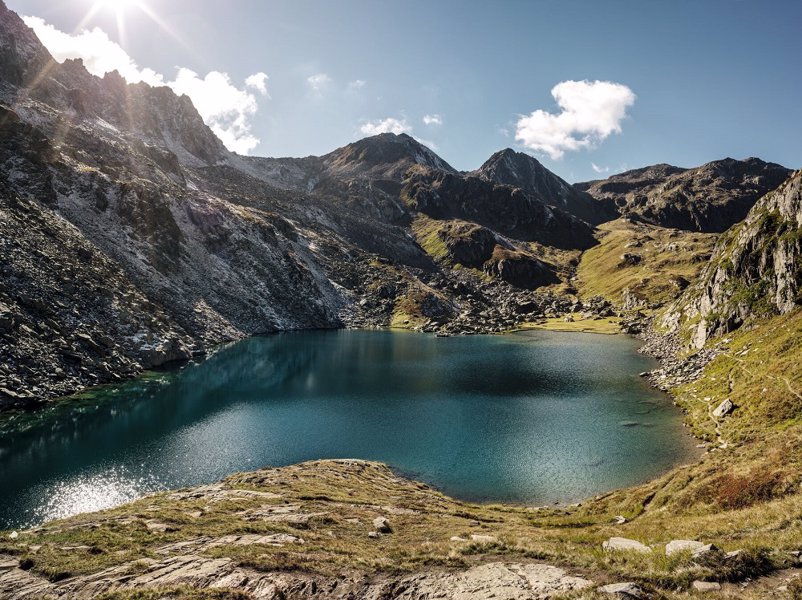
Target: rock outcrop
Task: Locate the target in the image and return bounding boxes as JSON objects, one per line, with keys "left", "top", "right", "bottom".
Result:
{"left": 472, "top": 148, "right": 618, "bottom": 225}
{"left": 578, "top": 158, "right": 791, "bottom": 232}
{"left": 403, "top": 167, "right": 598, "bottom": 250}
{"left": 665, "top": 170, "right": 802, "bottom": 347}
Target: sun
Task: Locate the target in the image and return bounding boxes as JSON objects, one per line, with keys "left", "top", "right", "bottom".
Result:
{"left": 93, "top": 0, "right": 143, "bottom": 12}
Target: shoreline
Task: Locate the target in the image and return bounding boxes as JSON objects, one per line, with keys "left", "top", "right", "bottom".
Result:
{"left": 0, "top": 319, "right": 706, "bottom": 530}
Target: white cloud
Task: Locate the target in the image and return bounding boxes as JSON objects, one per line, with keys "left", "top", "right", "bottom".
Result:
{"left": 347, "top": 79, "right": 366, "bottom": 90}
{"left": 359, "top": 117, "right": 412, "bottom": 136}
{"left": 306, "top": 73, "right": 332, "bottom": 93}
{"left": 23, "top": 16, "right": 164, "bottom": 86}
{"left": 422, "top": 113, "right": 442, "bottom": 126}
{"left": 515, "top": 80, "right": 636, "bottom": 160}
{"left": 591, "top": 162, "right": 609, "bottom": 174}
{"left": 22, "top": 16, "right": 268, "bottom": 155}
{"left": 245, "top": 72, "right": 269, "bottom": 96}
{"left": 169, "top": 68, "right": 262, "bottom": 154}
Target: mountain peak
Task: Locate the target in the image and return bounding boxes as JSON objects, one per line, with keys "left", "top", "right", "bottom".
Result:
{"left": 322, "top": 132, "right": 456, "bottom": 180}
{"left": 471, "top": 148, "right": 616, "bottom": 225}
{"left": 0, "top": 1, "right": 228, "bottom": 166}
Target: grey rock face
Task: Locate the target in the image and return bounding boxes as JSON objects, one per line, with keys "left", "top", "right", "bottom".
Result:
{"left": 578, "top": 158, "right": 791, "bottom": 233}
{"left": 665, "top": 170, "right": 802, "bottom": 347}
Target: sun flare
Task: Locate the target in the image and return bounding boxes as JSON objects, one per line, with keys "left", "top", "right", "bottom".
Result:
{"left": 93, "top": 0, "right": 143, "bottom": 13}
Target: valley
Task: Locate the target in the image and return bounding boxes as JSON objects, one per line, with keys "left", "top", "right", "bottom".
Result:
{"left": 1, "top": 1, "right": 802, "bottom": 598}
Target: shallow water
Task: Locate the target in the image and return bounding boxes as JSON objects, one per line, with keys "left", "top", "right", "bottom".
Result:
{"left": 0, "top": 329, "right": 698, "bottom": 528}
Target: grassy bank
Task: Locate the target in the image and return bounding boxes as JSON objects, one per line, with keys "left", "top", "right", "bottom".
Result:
{"left": 514, "top": 316, "right": 622, "bottom": 334}
{"left": 576, "top": 219, "right": 717, "bottom": 306}
{"left": 1, "top": 311, "right": 801, "bottom": 598}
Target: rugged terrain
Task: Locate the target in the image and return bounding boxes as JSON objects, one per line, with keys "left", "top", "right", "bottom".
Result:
{"left": 577, "top": 159, "right": 791, "bottom": 232}
{"left": 1, "top": 0, "right": 795, "bottom": 409}
{"left": 0, "top": 1, "right": 602, "bottom": 408}
{"left": 2, "top": 1, "right": 802, "bottom": 598}
{"left": 663, "top": 169, "right": 802, "bottom": 347}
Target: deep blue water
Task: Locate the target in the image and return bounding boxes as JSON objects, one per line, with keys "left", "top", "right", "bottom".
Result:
{"left": 0, "top": 329, "right": 697, "bottom": 529}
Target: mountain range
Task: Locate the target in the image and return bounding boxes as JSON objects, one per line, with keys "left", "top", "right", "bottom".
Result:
{"left": 4, "top": 2, "right": 802, "bottom": 598}
{"left": 0, "top": 0, "right": 798, "bottom": 410}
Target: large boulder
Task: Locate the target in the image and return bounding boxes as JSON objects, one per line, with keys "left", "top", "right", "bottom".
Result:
{"left": 665, "top": 540, "right": 706, "bottom": 556}
{"left": 483, "top": 247, "right": 559, "bottom": 290}
{"left": 603, "top": 537, "right": 652, "bottom": 553}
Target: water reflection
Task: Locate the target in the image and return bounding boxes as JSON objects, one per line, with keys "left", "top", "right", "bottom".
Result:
{"left": 0, "top": 330, "right": 698, "bottom": 528}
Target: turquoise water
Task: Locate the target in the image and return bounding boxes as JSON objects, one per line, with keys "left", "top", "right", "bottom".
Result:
{"left": 0, "top": 330, "right": 697, "bottom": 528}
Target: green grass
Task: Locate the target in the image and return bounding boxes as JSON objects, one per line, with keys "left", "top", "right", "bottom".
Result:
{"left": 3, "top": 311, "right": 802, "bottom": 599}
{"left": 576, "top": 219, "right": 717, "bottom": 307}
{"left": 514, "top": 316, "right": 622, "bottom": 334}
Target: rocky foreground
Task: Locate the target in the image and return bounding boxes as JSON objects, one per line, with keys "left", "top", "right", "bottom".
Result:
{"left": 1, "top": 460, "right": 800, "bottom": 600}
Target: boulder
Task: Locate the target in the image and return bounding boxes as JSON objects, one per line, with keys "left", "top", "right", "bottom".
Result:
{"left": 692, "top": 581, "right": 721, "bottom": 592}
{"left": 603, "top": 537, "right": 652, "bottom": 553}
{"left": 599, "top": 582, "right": 647, "bottom": 598}
{"left": 691, "top": 543, "right": 721, "bottom": 560}
{"left": 372, "top": 516, "right": 392, "bottom": 534}
{"left": 665, "top": 539, "right": 707, "bottom": 556}
{"left": 712, "top": 399, "right": 734, "bottom": 418}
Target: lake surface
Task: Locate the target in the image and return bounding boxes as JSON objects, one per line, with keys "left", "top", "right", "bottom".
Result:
{"left": 0, "top": 329, "right": 698, "bottom": 529}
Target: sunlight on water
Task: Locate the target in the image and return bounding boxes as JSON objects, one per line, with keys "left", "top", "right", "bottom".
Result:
{"left": 32, "top": 470, "right": 162, "bottom": 526}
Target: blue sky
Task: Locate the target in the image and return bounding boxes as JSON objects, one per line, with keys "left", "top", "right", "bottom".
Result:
{"left": 9, "top": 0, "right": 802, "bottom": 181}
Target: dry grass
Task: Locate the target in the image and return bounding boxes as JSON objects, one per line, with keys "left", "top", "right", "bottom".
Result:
{"left": 576, "top": 219, "right": 717, "bottom": 307}
{"left": 514, "top": 316, "right": 622, "bottom": 334}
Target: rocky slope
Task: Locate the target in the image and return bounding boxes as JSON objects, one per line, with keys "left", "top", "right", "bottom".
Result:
{"left": 473, "top": 148, "right": 618, "bottom": 225}
{"left": 1, "top": 458, "right": 800, "bottom": 600}
{"left": 0, "top": 1, "right": 619, "bottom": 407}
{"left": 664, "top": 169, "right": 802, "bottom": 347}
{"left": 577, "top": 158, "right": 791, "bottom": 232}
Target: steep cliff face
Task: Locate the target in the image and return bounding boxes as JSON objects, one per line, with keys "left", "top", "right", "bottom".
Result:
{"left": 472, "top": 148, "right": 617, "bottom": 225}
{"left": 0, "top": 1, "right": 50, "bottom": 88}
{"left": 578, "top": 158, "right": 791, "bottom": 232}
{"left": 665, "top": 170, "right": 802, "bottom": 347}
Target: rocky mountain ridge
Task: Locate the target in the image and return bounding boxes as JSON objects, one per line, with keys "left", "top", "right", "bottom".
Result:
{"left": 665, "top": 169, "right": 802, "bottom": 347}
{"left": 577, "top": 157, "right": 791, "bottom": 232}
{"left": 0, "top": 0, "right": 797, "bottom": 412}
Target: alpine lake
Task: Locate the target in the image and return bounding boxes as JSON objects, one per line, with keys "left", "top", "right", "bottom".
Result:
{"left": 0, "top": 329, "right": 699, "bottom": 529}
